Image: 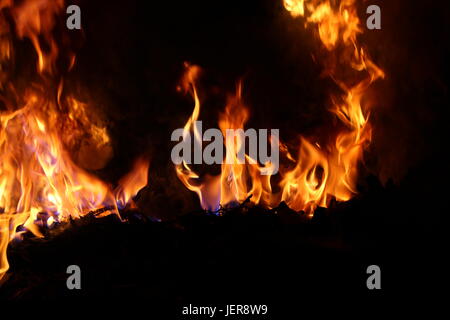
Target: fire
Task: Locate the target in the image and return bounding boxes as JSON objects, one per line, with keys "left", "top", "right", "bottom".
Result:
{"left": 116, "top": 158, "right": 150, "bottom": 210}
{"left": 176, "top": 0, "right": 384, "bottom": 216}
{"left": 174, "top": 64, "right": 219, "bottom": 210}
{"left": 175, "top": 64, "right": 275, "bottom": 212}
{"left": 281, "top": 0, "right": 384, "bottom": 215}
{"left": 0, "top": 0, "right": 149, "bottom": 281}
{"left": 283, "top": 0, "right": 362, "bottom": 50}
{"left": 218, "top": 83, "right": 275, "bottom": 208}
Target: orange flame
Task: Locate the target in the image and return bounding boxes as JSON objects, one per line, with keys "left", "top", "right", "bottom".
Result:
{"left": 177, "top": 0, "right": 384, "bottom": 217}
{"left": 175, "top": 64, "right": 275, "bottom": 212}
{"left": 218, "top": 83, "right": 275, "bottom": 208}
{"left": 174, "top": 64, "right": 220, "bottom": 210}
{"left": 10, "top": 0, "right": 66, "bottom": 73}
{"left": 281, "top": 0, "right": 384, "bottom": 215}
{"left": 0, "top": 0, "right": 149, "bottom": 281}
{"left": 116, "top": 158, "right": 150, "bottom": 209}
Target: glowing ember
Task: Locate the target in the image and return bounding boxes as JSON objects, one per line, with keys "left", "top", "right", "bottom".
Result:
{"left": 0, "top": 0, "right": 149, "bottom": 280}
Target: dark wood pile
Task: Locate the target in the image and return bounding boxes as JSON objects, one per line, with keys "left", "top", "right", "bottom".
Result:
{"left": 0, "top": 175, "right": 445, "bottom": 309}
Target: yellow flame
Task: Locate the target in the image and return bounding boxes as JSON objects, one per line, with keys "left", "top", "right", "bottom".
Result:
{"left": 0, "top": 0, "right": 149, "bottom": 281}
{"left": 176, "top": 65, "right": 275, "bottom": 211}
{"left": 280, "top": 0, "right": 384, "bottom": 214}
{"left": 177, "top": 0, "right": 384, "bottom": 218}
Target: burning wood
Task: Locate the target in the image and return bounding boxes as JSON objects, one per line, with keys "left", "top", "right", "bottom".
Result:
{"left": 0, "top": 0, "right": 149, "bottom": 281}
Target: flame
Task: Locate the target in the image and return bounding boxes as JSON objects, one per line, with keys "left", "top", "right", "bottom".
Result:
{"left": 115, "top": 158, "right": 150, "bottom": 209}
{"left": 174, "top": 64, "right": 219, "bottom": 211}
{"left": 284, "top": 0, "right": 306, "bottom": 17}
{"left": 175, "top": 65, "right": 275, "bottom": 212}
{"left": 284, "top": 0, "right": 362, "bottom": 50}
{"left": 281, "top": 0, "right": 384, "bottom": 215}
{"left": 218, "top": 83, "right": 274, "bottom": 208}
{"left": 0, "top": 0, "right": 149, "bottom": 281}
{"left": 177, "top": 0, "right": 384, "bottom": 217}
